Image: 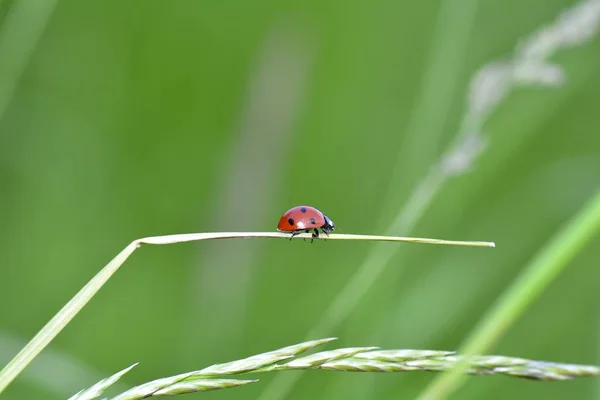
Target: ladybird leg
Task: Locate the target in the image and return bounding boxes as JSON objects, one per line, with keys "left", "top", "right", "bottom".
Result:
{"left": 301, "top": 229, "right": 310, "bottom": 243}
{"left": 289, "top": 231, "right": 300, "bottom": 241}
{"left": 310, "top": 228, "right": 320, "bottom": 243}
{"left": 304, "top": 229, "right": 311, "bottom": 241}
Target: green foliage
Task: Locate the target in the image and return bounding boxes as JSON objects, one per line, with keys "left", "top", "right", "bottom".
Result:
{"left": 0, "top": 0, "right": 599, "bottom": 399}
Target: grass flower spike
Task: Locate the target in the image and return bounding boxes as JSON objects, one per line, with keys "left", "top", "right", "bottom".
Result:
{"left": 65, "top": 338, "right": 599, "bottom": 399}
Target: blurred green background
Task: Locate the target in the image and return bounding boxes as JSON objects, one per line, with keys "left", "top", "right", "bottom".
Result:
{"left": 1, "top": 0, "right": 599, "bottom": 399}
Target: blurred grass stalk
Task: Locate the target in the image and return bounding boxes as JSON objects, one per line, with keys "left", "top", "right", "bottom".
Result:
{"left": 255, "top": 0, "right": 483, "bottom": 397}
{"left": 259, "top": 0, "right": 600, "bottom": 399}
{"left": 194, "top": 18, "right": 315, "bottom": 348}
{"left": 0, "top": 0, "right": 59, "bottom": 124}
{"left": 418, "top": 0, "right": 600, "bottom": 398}
{"left": 418, "top": 186, "right": 600, "bottom": 399}
{"left": 0, "top": 232, "right": 492, "bottom": 395}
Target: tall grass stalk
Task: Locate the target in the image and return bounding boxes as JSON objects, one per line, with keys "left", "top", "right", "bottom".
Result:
{"left": 416, "top": 0, "right": 600, "bottom": 396}
{"left": 0, "top": 0, "right": 59, "bottom": 123}
{"left": 254, "top": 0, "right": 600, "bottom": 398}
{"left": 0, "top": 232, "right": 493, "bottom": 395}
{"left": 418, "top": 186, "right": 600, "bottom": 400}
{"left": 68, "top": 338, "right": 600, "bottom": 400}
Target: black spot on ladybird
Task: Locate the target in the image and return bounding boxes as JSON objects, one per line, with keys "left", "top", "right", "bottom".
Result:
{"left": 288, "top": 217, "right": 295, "bottom": 226}
{"left": 310, "top": 217, "right": 316, "bottom": 224}
{"left": 300, "top": 207, "right": 307, "bottom": 213}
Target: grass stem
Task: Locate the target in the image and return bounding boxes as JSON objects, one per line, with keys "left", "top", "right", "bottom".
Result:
{"left": 0, "top": 231, "right": 493, "bottom": 395}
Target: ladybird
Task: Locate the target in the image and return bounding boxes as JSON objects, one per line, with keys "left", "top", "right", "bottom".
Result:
{"left": 277, "top": 205, "right": 335, "bottom": 242}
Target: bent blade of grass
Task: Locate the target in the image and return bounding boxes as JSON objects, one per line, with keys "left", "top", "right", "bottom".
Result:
{"left": 0, "top": 232, "right": 490, "bottom": 395}
{"left": 138, "top": 232, "right": 495, "bottom": 248}
{"left": 418, "top": 186, "right": 600, "bottom": 400}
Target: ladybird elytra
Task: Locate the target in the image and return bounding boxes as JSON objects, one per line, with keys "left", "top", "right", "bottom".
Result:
{"left": 277, "top": 205, "right": 335, "bottom": 242}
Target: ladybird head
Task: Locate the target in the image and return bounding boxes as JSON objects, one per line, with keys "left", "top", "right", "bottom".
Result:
{"left": 322, "top": 214, "right": 335, "bottom": 234}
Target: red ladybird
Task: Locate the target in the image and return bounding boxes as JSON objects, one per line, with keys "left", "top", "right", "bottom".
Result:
{"left": 277, "top": 205, "right": 335, "bottom": 242}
